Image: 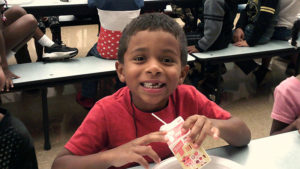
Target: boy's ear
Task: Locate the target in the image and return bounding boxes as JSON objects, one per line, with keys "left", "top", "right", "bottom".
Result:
{"left": 179, "top": 65, "right": 189, "bottom": 84}
{"left": 115, "top": 61, "right": 126, "bottom": 83}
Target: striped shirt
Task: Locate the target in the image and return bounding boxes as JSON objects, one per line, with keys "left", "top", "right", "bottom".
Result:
{"left": 236, "top": 0, "right": 279, "bottom": 46}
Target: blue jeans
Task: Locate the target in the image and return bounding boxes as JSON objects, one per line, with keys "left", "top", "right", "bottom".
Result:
{"left": 81, "top": 43, "right": 125, "bottom": 98}
{"left": 81, "top": 43, "right": 103, "bottom": 98}
{"left": 244, "top": 24, "right": 272, "bottom": 44}
{"left": 272, "top": 27, "right": 291, "bottom": 41}
{"left": 235, "top": 24, "right": 274, "bottom": 74}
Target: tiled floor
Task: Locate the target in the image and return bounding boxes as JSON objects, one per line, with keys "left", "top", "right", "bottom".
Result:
{"left": 1, "top": 24, "right": 290, "bottom": 169}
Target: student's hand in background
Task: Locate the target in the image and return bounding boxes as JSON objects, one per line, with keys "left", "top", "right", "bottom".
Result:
{"left": 0, "top": 66, "right": 5, "bottom": 90}
{"left": 106, "top": 131, "right": 167, "bottom": 169}
{"left": 2, "top": 67, "right": 19, "bottom": 91}
{"left": 233, "top": 40, "right": 249, "bottom": 47}
{"left": 187, "top": 46, "right": 199, "bottom": 53}
{"left": 181, "top": 115, "right": 219, "bottom": 148}
{"left": 233, "top": 28, "right": 244, "bottom": 43}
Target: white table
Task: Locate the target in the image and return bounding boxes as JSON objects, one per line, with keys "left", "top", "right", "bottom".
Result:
{"left": 130, "top": 131, "right": 300, "bottom": 169}
{"left": 207, "top": 131, "right": 300, "bottom": 169}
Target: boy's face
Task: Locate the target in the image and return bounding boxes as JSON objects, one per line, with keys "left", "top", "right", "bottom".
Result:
{"left": 116, "top": 30, "right": 189, "bottom": 112}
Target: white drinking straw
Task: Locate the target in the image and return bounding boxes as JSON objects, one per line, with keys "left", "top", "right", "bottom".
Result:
{"left": 151, "top": 113, "right": 167, "bottom": 125}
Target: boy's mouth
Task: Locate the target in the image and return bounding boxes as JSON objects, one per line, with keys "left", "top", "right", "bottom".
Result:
{"left": 141, "top": 82, "right": 165, "bottom": 89}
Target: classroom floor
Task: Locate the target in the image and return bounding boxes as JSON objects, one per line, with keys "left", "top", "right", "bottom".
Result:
{"left": 1, "top": 24, "right": 290, "bottom": 169}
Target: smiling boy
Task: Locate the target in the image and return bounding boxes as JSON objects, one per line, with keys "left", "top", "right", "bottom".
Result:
{"left": 52, "top": 13, "right": 251, "bottom": 169}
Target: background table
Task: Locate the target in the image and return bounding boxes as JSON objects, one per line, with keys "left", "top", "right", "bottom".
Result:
{"left": 190, "top": 40, "right": 300, "bottom": 104}
{"left": 8, "top": 56, "right": 117, "bottom": 150}
{"left": 8, "top": 0, "right": 198, "bottom": 17}
{"left": 6, "top": 55, "right": 195, "bottom": 150}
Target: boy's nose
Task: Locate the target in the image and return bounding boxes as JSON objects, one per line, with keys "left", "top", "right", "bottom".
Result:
{"left": 145, "top": 59, "right": 162, "bottom": 76}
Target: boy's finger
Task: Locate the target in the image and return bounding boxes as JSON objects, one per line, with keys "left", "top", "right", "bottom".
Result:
{"left": 138, "top": 131, "right": 167, "bottom": 145}
{"left": 194, "top": 122, "right": 211, "bottom": 147}
{"left": 132, "top": 154, "right": 149, "bottom": 169}
{"left": 135, "top": 145, "right": 161, "bottom": 164}
{"left": 188, "top": 118, "right": 205, "bottom": 141}
{"left": 211, "top": 127, "right": 219, "bottom": 139}
{"left": 182, "top": 115, "right": 198, "bottom": 131}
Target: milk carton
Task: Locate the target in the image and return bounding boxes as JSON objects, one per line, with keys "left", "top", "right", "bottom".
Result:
{"left": 160, "top": 116, "right": 211, "bottom": 169}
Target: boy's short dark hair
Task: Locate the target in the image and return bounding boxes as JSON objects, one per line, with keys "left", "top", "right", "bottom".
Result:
{"left": 117, "top": 12, "right": 188, "bottom": 66}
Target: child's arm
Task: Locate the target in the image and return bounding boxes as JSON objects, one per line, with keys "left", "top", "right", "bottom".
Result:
{"left": 52, "top": 131, "right": 167, "bottom": 169}
{"left": 270, "top": 81, "right": 299, "bottom": 135}
{"left": 193, "top": 0, "right": 226, "bottom": 52}
{"left": 235, "top": 6, "right": 248, "bottom": 32}
{"left": 270, "top": 117, "right": 300, "bottom": 135}
{"left": 0, "top": 30, "right": 7, "bottom": 90}
{"left": 210, "top": 116, "right": 251, "bottom": 146}
{"left": 0, "top": 30, "right": 17, "bottom": 91}
{"left": 182, "top": 115, "right": 251, "bottom": 147}
{"left": 245, "top": 0, "right": 279, "bottom": 46}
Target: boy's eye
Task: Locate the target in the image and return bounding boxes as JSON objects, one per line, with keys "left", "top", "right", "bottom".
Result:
{"left": 162, "top": 57, "right": 174, "bottom": 64}
{"left": 133, "top": 56, "right": 145, "bottom": 62}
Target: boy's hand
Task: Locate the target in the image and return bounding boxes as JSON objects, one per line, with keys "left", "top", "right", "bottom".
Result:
{"left": 106, "top": 131, "right": 167, "bottom": 169}
{"left": 233, "top": 28, "right": 244, "bottom": 43}
{"left": 181, "top": 115, "right": 219, "bottom": 148}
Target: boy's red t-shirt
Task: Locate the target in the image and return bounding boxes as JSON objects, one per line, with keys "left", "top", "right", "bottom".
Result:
{"left": 65, "top": 85, "right": 231, "bottom": 168}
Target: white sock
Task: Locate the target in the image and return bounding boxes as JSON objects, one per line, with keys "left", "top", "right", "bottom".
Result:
{"left": 6, "top": 50, "right": 16, "bottom": 58}
{"left": 38, "top": 35, "right": 55, "bottom": 47}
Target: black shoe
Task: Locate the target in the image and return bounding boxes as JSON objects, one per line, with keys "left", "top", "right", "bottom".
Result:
{"left": 285, "top": 63, "right": 296, "bottom": 76}
{"left": 253, "top": 66, "right": 269, "bottom": 85}
{"left": 206, "top": 63, "right": 227, "bottom": 75}
{"left": 43, "top": 44, "right": 78, "bottom": 61}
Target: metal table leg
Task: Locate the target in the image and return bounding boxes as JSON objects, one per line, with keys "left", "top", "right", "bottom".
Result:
{"left": 295, "top": 51, "right": 300, "bottom": 75}
{"left": 215, "top": 63, "right": 222, "bottom": 104}
{"left": 41, "top": 88, "right": 51, "bottom": 150}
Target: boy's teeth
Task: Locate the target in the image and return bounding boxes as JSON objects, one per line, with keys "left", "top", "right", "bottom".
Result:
{"left": 143, "top": 82, "right": 162, "bottom": 88}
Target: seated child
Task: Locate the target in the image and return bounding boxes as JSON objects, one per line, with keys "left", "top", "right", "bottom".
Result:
{"left": 186, "top": 0, "right": 244, "bottom": 53}
{"left": 272, "top": 0, "right": 300, "bottom": 76}
{"left": 0, "top": 3, "right": 78, "bottom": 91}
{"left": 0, "top": 107, "right": 38, "bottom": 169}
{"left": 51, "top": 13, "right": 251, "bottom": 169}
{"left": 76, "top": 0, "right": 142, "bottom": 109}
{"left": 174, "top": 0, "right": 245, "bottom": 93}
{"left": 270, "top": 74, "right": 300, "bottom": 135}
{"left": 233, "top": 0, "right": 279, "bottom": 84}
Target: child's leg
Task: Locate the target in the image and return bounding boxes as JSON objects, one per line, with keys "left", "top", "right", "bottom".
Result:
{"left": 3, "top": 6, "right": 77, "bottom": 62}
{"left": 34, "top": 18, "right": 46, "bottom": 62}
{"left": 49, "top": 16, "right": 62, "bottom": 45}
{"left": 3, "top": 6, "right": 52, "bottom": 49}
{"left": 14, "top": 44, "right": 32, "bottom": 64}
{"left": 2, "top": 6, "right": 37, "bottom": 52}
